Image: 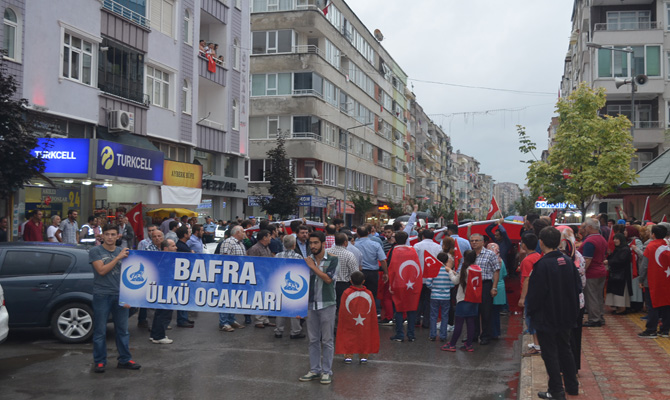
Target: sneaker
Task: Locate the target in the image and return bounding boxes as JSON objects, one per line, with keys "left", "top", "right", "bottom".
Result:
{"left": 390, "top": 335, "right": 404, "bottom": 342}
{"left": 344, "top": 358, "right": 352, "bottom": 364}
{"left": 359, "top": 358, "right": 368, "bottom": 364}
{"left": 299, "top": 371, "right": 321, "bottom": 382}
{"left": 658, "top": 332, "right": 670, "bottom": 338}
{"left": 441, "top": 344, "right": 456, "bottom": 352}
{"left": 151, "top": 337, "right": 174, "bottom": 344}
{"left": 429, "top": 336, "right": 436, "bottom": 341}
{"left": 93, "top": 363, "right": 106, "bottom": 373}
{"left": 177, "top": 322, "right": 194, "bottom": 328}
{"left": 460, "top": 344, "right": 474, "bottom": 352}
{"left": 447, "top": 325, "right": 454, "bottom": 332}
{"left": 219, "top": 324, "right": 235, "bottom": 332}
{"left": 231, "top": 322, "right": 245, "bottom": 329}
{"left": 638, "top": 331, "right": 658, "bottom": 338}
{"left": 320, "top": 373, "right": 332, "bottom": 385}
{"left": 290, "top": 333, "right": 306, "bottom": 339}
{"left": 538, "top": 391, "right": 565, "bottom": 399}
{"left": 117, "top": 360, "right": 141, "bottom": 370}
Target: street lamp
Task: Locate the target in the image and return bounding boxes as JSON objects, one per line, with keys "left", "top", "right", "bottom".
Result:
{"left": 585, "top": 42, "right": 637, "bottom": 137}
{"left": 342, "top": 122, "right": 373, "bottom": 225}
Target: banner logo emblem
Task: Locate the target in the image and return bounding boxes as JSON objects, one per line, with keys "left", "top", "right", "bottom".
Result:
{"left": 281, "top": 271, "right": 308, "bottom": 300}
{"left": 101, "top": 146, "right": 114, "bottom": 170}
{"left": 122, "top": 264, "right": 147, "bottom": 290}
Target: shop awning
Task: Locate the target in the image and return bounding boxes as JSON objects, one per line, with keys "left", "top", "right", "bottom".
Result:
{"left": 161, "top": 186, "right": 202, "bottom": 206}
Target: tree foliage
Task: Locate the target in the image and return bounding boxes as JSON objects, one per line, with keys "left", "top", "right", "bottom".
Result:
{"left": 260, "top": 133, "right": 298, "bottom": 219}
{"left": 386, "top": 201, "right": 405, "bottom": 219}
{"left": 522, "top": 83, "right": 636, "bottom": 219}
{"left": 513, "top": 192, "right": 537, "bottom": 216}
{"left": 0, "top": 57, "right": 47, "bottom": 198}
{"left": 350, "top": 194, "right": 375, "bottom": 226}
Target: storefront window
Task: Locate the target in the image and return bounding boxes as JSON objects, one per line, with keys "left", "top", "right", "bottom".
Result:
{"left": 224, "top": 155, "right": 236, "bottom": 178}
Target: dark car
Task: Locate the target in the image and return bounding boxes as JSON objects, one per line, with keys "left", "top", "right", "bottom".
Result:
{"left": 0, "top": 242, "right": 94, "bottom": 343}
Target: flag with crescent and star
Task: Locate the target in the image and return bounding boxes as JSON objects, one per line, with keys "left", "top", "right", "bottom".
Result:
{"left": 127, "top": 202, "right": 144, "bottom": 242}
{"left": 423, "top": 251, "right": 442, "bottom": 278}
{"left": 486, "top": 196, "right": 500, "bottom": 220}
{"left": 335, "top": 285, "right": 380, "bottom": 355}
{"left": 643, "top": 238, "right": 670, "bottom": 308}
{"left": 464, "top": 265, "right": 483, "bottom": 303}
{"left": 388, "top": 245, "right": 422, "bottom": 312}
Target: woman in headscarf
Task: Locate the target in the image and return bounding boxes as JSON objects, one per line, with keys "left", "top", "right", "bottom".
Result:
{"left": 605, "top": 233, "right": 632, "bottom": 314}
{"left": 626, "top": 226, "right": 644, "bottom": 312}
{"left": 486, "top": 242, "right": 507, "bottom": 340}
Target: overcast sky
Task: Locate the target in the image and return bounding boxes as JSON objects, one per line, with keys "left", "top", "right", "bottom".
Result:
{"left": 349, "top": 0, "right": 574, "bottom": 187}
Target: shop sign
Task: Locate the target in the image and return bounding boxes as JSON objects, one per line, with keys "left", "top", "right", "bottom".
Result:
{"left": 163, "top": 160, "right": 202, "bottom": 188}
{"left": 203, "top": 179, "right": 244, "bottom": 192}
{"left": 534, "top": 201, "right": 577, "bottom": 209}
{"left": 299, "top": 195, "right": 327, "bottom": 208}
{"left": 31, "top": 138, "right": 90, "bottom": 175}
{"left": 248, "top": 195, "right": 272, "bottom": 207}
{"left": 96, "top": 140, "right": 163, "bottom": 183}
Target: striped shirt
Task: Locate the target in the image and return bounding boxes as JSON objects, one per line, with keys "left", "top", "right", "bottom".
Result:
{"left": 475, "top": 248, "right": 500, "bottom": 280}
{"left": 425, "top": 255, "right": 453, "bottom": 300}
{"left": 219, "top": 237, "right": 246, "bottom": 256}
{"left": 327, "top": 245, "right": 359, "bottom": 283}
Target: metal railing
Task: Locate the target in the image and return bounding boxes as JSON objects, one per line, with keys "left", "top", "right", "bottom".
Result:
{"left": 292, "top": 132, "right": 321, "bottom": 140}
{"left": 98, "top": 82, "right": 148, "bottom": 105}
{"left": 101, "top": 0, "right": 149, "bottom": 27}
{"left": 292, "top": 45, "right": 323, "bottom": 57}
{"left": 594, "top": 21, "right": 658, "bottom": 31}
{"left": 292, "top": 89, "right": 323, "bottom": 98}
{"left": 637, "top": 120, "right": 661, "bottom": 128}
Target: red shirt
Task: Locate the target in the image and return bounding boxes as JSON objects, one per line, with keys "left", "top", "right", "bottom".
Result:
{"left": 521, "top": 252, "right": 542, "bottom": 281}
{"left": 579, "top": 233, "right": 608, "bottom": 279}
{"left": 23, "top": 220, "right": 44, "bottom": 241}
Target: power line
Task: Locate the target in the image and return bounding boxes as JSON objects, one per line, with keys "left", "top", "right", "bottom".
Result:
{"left": 427, "top": 103, "right": 555, "bottom": 118}
{"left": 409, "top": 78, "right": 557, "bottom": 96}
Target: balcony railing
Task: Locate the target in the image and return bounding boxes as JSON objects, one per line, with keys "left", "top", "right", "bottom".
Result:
{"left": 292, "top": 89, "right": 323, "bottom": 98}
{"left": 637, "top": 120, "right": 661, "bottom": 128}
{"left": 594, "top": 21, "right": 658, "bottom": 31}
{"left": 101, "top": 0, "right": 149, "bottom": 27}
{"left": 197, "top": 118, "right": 224, "bottom": 131}
{"left": 292, "top": 45, "right": 323, "bottom": 57}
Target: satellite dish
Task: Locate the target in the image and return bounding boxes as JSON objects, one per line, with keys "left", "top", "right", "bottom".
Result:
{"left": 311, "top": 168, "right": 320, "bottom": 178}
{"left": 374, "top": 29, "right": 384, "bottom": 41}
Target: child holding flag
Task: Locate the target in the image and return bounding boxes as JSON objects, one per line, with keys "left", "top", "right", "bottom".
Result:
{"left": 442, "top": 250, "right": 482, "bottom": 352}
{"left": 425, "top": 251, "right": 454, "bottom": 342}
{"left": 335, "top": 271, "right": 380, "bottom": 364}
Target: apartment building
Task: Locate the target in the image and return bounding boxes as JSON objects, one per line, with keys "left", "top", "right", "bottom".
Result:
{"left": 562, "top": 0, "right": 670, "bottom": 170}
{"left": 494, "top": 182, "right": 521, "bottom": 216}
{"left": 246, "top": 0, "right": 409, "bottom": 224}
{"left": 1, "top": 0, "right": 249, "bottom": 230}
{"left": 451, "top": 151, "right": 482, "bottom": 217}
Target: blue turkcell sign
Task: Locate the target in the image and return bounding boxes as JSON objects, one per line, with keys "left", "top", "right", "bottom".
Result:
{"left": 96, "top": 139, "right": 164, "bottom": 182}
{"left": 31, "top": 138, "right": 90, "bottom": 175}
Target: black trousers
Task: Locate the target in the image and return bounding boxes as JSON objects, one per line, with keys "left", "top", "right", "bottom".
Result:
{"left": 537, "top": 329, "right": 579, "bottom": 396}
{"left": 474, "top": 280, "right": 494, "bottom": 341}
{"left": 335, "top": 281, "right": 350, "bottom": 311}
{"left": 644, "top": 288, "right": 670, "bottom": 333}
{"left": 362, "top": 270, "right": 379, "bottom": 301}
{"left": 417, "top": 284, "right": 431, "bottom": 327}
{"left": 448, "top": 286, "right": 458, "bottom": 325}
{"left": 570, "top": 308, "right": 585, "bottom": 370}
{"left": 150, "top": 309, "right": 173, "bottom": 340}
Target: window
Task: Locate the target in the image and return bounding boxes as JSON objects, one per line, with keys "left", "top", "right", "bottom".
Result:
{"left": 324, "top": 39, "right": 340, "bottom": 69}
{"left": 252, "top": 0, "right": 294, "bottom": 12}
{"left": 233, "top": 38, "right": 240, "bottom": 70}
{"left": 62, "top": 32, "right": 94, "bottom": 85}
{"left": 98, "top": 38, "right": 144, "bottom": 102}
{"left": 606, "top": 10, "right": 651, "bottom": 30}
{"left": 183, "top": 9, "right": 192, "bottom": 45}
{"left": 323, "top": 121, "right": 337, "bottom": 147}
{"left": 236, "top": 0, "right": 241, "bottom": 9}
{"left": 598, "top": 45, "right": 661, "bottom": 77}
{"left": 146, "top": 65, "right": 171, "bottom": 108}
{"left": 224, "top": 155, "right": 237, "bottom": 178}
{"left": 151, "top": 0, "right": 174, "bottom": 37}
{"left": 0, "top": 251, "right": 52, "bottom": 276}
{"left": 323, "top": 162, "right": 337, "bottom": 187}
{"left": 294, "top": 72, "right": 322, "bottom": 96}
{"left": 249, "top": 115, "right": 290, "bottom": 139}
{"left": 631, "top": 151, "right": 654, "bottom": 171}
{"left": 324, "top": 79, "right": 339, "bottom": 107}
{"left": 247, "top": 158, "right": 295, "bottom": 182}
{"left": 382, "top": 91, "right": 392, "bottom": 111}
{"left": 181, "top": 79, "right": 191, "bottom": 114}
{"left": 232, "top": 99, "right": 239, "bottom": 130}
{"left": 251, "top": 73, "right": 292, "bottom": 96}
{"left": 252, "top": 30, "right": 293, "bottom": 54}
{"left": 3, "top": 7, "right": 19, "bottom": 61}
{"left": 152, "top": 141, "right": 187, "bottom": 162}
{"left": 607, "top": 104, "right": 653, "bottom": 128}
{"left": 293, "top": 116, "right": 321, "bottom": 139}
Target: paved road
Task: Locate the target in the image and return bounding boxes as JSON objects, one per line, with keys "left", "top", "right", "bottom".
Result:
{"left": 0, "top": 312, "right": 522, "bottom": 400}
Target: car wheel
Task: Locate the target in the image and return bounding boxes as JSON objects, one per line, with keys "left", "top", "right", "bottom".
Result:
{"left": 50, "top": 303, "right": 94, "bottom": 344}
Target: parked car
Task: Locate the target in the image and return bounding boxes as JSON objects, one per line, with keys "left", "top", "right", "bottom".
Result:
{"left": 0, "top": 283, "right": 8, "bottom": 343}
{"left": 215, "top": 225, "right": 228, "bottom": 240}
{"left": 0, "top": 243, "right": 94, "bottom": 343}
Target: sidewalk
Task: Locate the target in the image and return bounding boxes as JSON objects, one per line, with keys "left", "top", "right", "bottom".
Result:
{"left": 519, "top": 312, "right": 670, "bottom": 400}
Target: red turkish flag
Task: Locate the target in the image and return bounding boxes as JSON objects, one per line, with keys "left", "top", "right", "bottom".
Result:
{"left": 335, "top": 286, "right": 380, "bottom": 355}
{"left": 643, "top": 239, "right": 670, "bottom": 308}
{"left": 486, "top": 196, "right": 500, "bottom": 220}
{"left": 662, "top": 214, "right": 668, "bottom": 223}
{"left": 642, "top": 196, "right": 652, "bottom": 223}
{"left": 549, "top": 210, "right": 558, "bottom": 226}
{"left": 388, "top": 245, "right": 422, "bottom": 312}
{"left": 607, "top": 225, "right": 615, "bottom": 254}
{"left": 206, "top": 53, "right": 216, "bottom": 73}
{"left": 464, "top": 265, "right": 483, "bottom": 303}
{"left": 423, "top": 251, "right": 442, "bottom": 278}
{"left": 127, "top": 202, "right": 144, "bottom": 242}
{"left": 453, "top": 210, "right": 459, "bottom": 226}
{"left": 453, "top": 238, "right": 463, "bottom": 272}
{"left": 408, "top": 236, "right": 419, "bottom": 246}
{"left": 630, "top": 242, "right": 638, "bottom": 278}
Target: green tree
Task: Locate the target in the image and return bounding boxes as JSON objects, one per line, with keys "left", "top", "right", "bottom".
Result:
{"left": 522, "top": 82, "right": 636, "bottom": 221}
{"left": 0, "top": 57, "right": 48, "bottom": 198}
{"left": 259, "top": 133, "right": 298, "bottom": 219}
{"left": 350, "top": 194, "right": 374, "bottom": 226}
{"left": 513, "top": 192, "right": 537, "bottom": 216}
{"left": 387, "top": 201, "right": 405, "bottom": 219}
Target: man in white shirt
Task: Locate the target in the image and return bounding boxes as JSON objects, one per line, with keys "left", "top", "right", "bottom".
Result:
{"left": 47, "top": 215, "right": 61, "bottom": 242}
{"left": 413, "top": 229, "right": 443, "bottom": 328}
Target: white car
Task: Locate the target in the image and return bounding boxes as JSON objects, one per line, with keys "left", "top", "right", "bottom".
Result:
{"left": 0, "top": 284, "right": 8, "bottom": 343}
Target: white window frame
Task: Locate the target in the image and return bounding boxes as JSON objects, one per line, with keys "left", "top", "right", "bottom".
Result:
{"left": 181, "top": 78, "right": 191, "bottom": 114}
{"left": 150, "top": 0, "right": 175, "bottom": 38}
{"left": 146, "top": 64, "right": 174, "bottom": 109}
{"left": 3, "top": 6, "right": 21, "bottom": 62}
{"left": 236, "top": 0, "right": 241, "bottom": 10}
{"left": 59, "top": 23, "right": 101, "bottom": 86}
{"left": 232, "top": 99, "right": 240, "bottom": 130}
{"left": 183, "top": 8, "right": 192, "bottom": 45}
{"left": 233, "top": 38, "right": 240, "bottom": 70}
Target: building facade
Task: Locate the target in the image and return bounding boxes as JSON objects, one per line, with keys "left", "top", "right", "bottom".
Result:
{"left": 1, "top": 0, "right": 249, "bottom": 238}
{"left": 494, "top": 182, "right": 521, "bottom": 216}
{"left": 247, "top": 0, "right": 409, "bottom": 224}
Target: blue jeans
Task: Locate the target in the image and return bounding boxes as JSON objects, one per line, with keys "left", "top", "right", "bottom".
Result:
{"left": 177, "top": 310, "right": 190, "bottom": 325}
{"left": 92, "top": 294, "right": 131, "bottom": 365}
{"left": 218, "top": 313, "right": 236, "bottom": 327}
{"left": 430, "top": 299, "right": 450, "bottom": 340}
{"left": 394, "top": 311, "right": 416, "bottom": 340}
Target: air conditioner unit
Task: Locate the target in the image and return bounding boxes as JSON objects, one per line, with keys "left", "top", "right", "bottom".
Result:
{"left": 109, "top": 110, "right": 134, "bottom": 132}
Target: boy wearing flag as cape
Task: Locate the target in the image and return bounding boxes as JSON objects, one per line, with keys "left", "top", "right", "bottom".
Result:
{"left": 335, "top": 271, "right": 380, "bottom": 364}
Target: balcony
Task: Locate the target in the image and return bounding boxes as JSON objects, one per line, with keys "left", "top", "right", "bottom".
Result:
{"left": 633, "top": 123, "right": 665, "bottom": 149}
{"left": 594, "top": 21, "right": 658, "bottom": 31}
{"left": 198, "top": 54, "right": 227, "bottom": 86}
{"left": 101, "top": 0, "right": 150, "bottom": 28}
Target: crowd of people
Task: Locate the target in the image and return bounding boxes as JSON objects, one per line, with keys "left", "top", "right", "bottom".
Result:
{"left": 199, "top": 39, "right": 224, "bottom": 65}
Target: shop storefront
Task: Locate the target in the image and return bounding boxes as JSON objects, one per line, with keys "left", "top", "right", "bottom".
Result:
{"left": 162, "top": 159, "right": 202, "bottom": 215}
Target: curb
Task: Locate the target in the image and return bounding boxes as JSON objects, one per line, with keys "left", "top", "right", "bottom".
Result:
{"left": 518, "top": 333, "right": 546, "bottom": 400}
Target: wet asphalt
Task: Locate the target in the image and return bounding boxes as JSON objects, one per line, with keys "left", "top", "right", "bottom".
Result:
{"left": 0, "top": 311, "right": 522, "bottom": 400}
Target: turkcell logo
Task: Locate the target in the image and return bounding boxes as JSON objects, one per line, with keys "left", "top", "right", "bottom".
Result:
{"left": 100, "top": 146, "right": 115, "bottom": 170}
{"left": 31, "top": 138, "right": 90, "bottom": 175}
